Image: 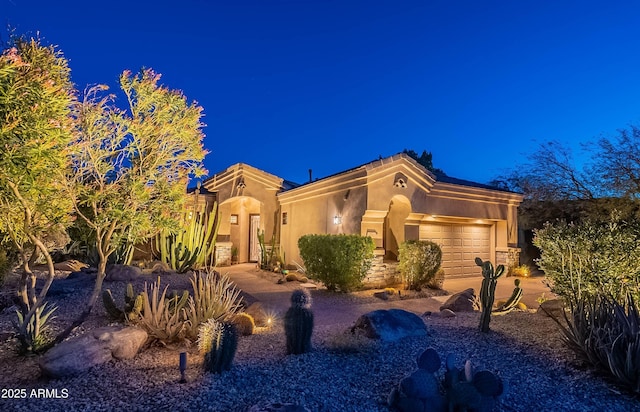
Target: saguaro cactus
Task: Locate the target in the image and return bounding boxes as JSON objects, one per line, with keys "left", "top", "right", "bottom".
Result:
{"left": 475, "top": 257, "right": 505, "bottom": 332}
{"left": 284, "top": 289, "right": 314, "bottom": 354}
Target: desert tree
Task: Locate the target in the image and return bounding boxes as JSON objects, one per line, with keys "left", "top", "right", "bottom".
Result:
{"left": 0, "top": 36, "right": 75, "bottom": 352}
{"left": 64, "top": 69, "right": 207, "bottom": 338}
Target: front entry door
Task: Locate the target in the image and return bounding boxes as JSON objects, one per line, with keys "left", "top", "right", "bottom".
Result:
{"left": 249, "top": 214, "right": 261, "bottom": 262}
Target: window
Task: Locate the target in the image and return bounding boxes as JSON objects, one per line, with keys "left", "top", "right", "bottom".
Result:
{"left": 230, "top": 214, "right": 238, "bottom": 225}
{"left": 282, "top": 212, "right": 288, "bottom": 225}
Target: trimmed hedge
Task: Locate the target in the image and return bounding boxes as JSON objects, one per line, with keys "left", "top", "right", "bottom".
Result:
{"left": 398, "top": 240, "right": 442, "bottom": 290}
{"left": 298, "top": 234, "right": 375, "bottom": 292}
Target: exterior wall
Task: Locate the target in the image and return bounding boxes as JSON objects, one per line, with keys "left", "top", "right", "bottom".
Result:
{"left": 206, "top": 155, "right": 523, "bottom": 281}
{"left": 203, "top": 164, "right": 283, "bottom": 263}
{"left": 278, "top": 169, "right": 368, "bottom": 264}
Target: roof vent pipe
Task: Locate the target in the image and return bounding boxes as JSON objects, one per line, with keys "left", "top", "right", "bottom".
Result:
{"left": 308, "top": 168, "right": 312, "bottom": 182}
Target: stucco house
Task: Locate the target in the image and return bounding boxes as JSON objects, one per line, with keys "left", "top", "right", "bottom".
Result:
{"left": 199, "top": 153, "right": 523, "bottom": 284}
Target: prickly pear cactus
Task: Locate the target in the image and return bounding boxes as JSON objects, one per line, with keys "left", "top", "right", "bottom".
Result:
{"left": 102, "top": 283, "right": 142, "bottom": 322}
{"left": 475, "top": 257, "right": 505, "bottom": 332}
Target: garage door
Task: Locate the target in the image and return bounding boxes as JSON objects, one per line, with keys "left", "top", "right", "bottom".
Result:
{"left": 419, "top": 223, "right": 491, "bottom": 278}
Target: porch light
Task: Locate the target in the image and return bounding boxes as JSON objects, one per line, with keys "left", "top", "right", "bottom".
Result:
{"left": 333, "top": 215, "right": 342, "bottom": 225}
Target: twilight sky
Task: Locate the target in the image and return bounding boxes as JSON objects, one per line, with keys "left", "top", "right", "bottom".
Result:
{"left": 3, "top": 0, "right": 640, "bottom": 185}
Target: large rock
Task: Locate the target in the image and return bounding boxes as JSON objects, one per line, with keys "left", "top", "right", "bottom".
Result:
{"left": 439, "top": 288, "right": 476, "bottom": 313}
{"left": 245, "top": 302, "right": 269, "bottom": 327}
{"left": 54, "top": 260, "right": 89, "bottom": 272}
{"left": 105, "top": 264, "right": 142, "bottom": 282}
{"left": 352, "top": 309, "right": 427, "bottom": 341}
{"left": 40, "top": 326, "right": 147, "bottom": 378}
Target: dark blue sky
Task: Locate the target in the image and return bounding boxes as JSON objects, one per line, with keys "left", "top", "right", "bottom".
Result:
{"left": 4, "top": 1, "right": 640, "bottom": 185}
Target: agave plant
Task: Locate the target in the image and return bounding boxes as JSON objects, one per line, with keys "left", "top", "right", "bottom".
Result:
{"left": 132, "top": 277, "right": 190, "bottom": 345}
{"left": 13, "top": 301, "right": 57, "bottom": 354}
{"left": 184, "top": 271, "right": 243, "bottom": 340}
{"left": 557, "top": 293, "right": 640, "bottom": 393}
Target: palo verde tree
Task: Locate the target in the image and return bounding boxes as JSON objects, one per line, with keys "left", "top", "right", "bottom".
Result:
{"left": 0, "top": 36, "right": 76, "bottom": 353}
{"left": 65, "top": 69, "right": 207, "bottom": 337}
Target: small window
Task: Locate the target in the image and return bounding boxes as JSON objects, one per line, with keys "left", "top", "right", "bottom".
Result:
{"left": 282, "top": 212, "right": 288, "bottom": 225}
{"left": 230, "top": 214, "right": 238, "bottom": 225}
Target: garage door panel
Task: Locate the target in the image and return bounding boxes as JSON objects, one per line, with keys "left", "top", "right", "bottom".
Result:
{"left": 420, "top": 223, "right": 491, "bottom": 278}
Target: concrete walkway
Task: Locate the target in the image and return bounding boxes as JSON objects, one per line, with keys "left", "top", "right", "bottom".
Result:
{"left": 222, "top": 263, "right": 553, "bottom": 328}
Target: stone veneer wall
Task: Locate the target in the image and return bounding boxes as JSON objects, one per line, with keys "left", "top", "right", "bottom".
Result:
{"left": 364, "top": 249, "right": 401, "bottom": 288}
{"left": 215, "top": 242, "right": 233, "bottom": 267}
{"left": 496, "top": 248, "right": 521, "bottom": 274}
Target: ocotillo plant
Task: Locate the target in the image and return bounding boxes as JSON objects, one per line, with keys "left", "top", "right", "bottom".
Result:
{"left": 475, "top": 257, "right": 505, "bottom": 332}
{"left": 284, "top": 289, "right": 314, "bottom": 354}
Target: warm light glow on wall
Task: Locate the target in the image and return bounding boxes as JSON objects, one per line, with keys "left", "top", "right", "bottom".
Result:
{"left": 333, "top": 215, "right": 342, "bottom": 225}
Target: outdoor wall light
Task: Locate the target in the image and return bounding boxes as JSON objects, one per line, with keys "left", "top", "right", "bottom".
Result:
{"left": 333, "top": 215, "right": 342, "bottom": 225}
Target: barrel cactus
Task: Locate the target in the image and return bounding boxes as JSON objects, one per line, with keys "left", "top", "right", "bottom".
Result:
{"left": 198, "top": 319, "right": 239, "bottom": 373}
{"left": 284, "top": 288, "right": 314, "bottom": 354}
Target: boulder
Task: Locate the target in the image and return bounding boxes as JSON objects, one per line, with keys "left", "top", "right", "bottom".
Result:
{"left": 440, "top": 309, "right": 456, "bottom": 318}
{"left": 40, "top": 326, "right": 147, "bottom": 378}
{"left": 105, "top": 264, "right": 142, "bottom": 282}
{"left": 54, "top": 260, "right": 89, "bottom": 272}
{"left": 352, "top": 309, "right": 427, "bottom": 342}
{"left": 439, "top": 288, "right": 476, "bottom": 313}
{"left": 99, "top": 327, "right": 148, "bottom": 360}
{"left": 245, "top": 302, "right": 269, "bottom": 327}
{"left": 537, "top": 299, "right": 565, "bottom": 318}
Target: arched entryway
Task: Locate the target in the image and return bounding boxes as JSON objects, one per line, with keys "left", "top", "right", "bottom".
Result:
{"left": 383, "top": 195, "right": 411, "bottom": 260}
{"left": 219, "top": 196, "right": 263, "bottom": 263}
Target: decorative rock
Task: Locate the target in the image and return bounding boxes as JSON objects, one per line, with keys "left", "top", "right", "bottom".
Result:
{"left": 245, "top": 302, "right": 269, "bottom": 327}
{"left": 537, "top": 299, "right": 565, "bottom": 318}
{"left": 100, "top": 327, "right": 148, "bottom": 359}
{"left": 54, "top": 260, "right": 89, "bottom": 272}
{"left": 439, "top": 288, "right": 476, "bottom": 312}
{"left": 439, "top": 309, "right": 456, "bottom": 318}
{"left": 373, "top": 291, "right": 389, "bottom": 300}
{"left": 40, "top": 326, "right": 147, "bottom": 378}
{"left": 417, "top": 347, "right": 441, "bottom": 373}
{"left": 105, "top": 264, "right": 142, "bottom": 282}
{"left": 352, "top": 309, "right": 427, "bottom": 341}
{"left": 248, "top": 403, "right": 311, "bottom": 412}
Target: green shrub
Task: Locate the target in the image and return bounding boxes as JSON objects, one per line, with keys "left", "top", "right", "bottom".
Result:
{"left": 298, "top": 234, "right": 375, "bottom": 292}
{"left": 534, "top": 214, "right": 640, "bottom": 305}
{"left": 557, "top": 293, "right": 640, "bottom": 394}
{"left": 0, "top": 248, "right": 14, "bottom": 287}
{"left": 398, "top": 240, "right": 442, "bottom": 290}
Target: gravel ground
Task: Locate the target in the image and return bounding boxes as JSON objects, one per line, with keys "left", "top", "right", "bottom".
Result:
{"left": 0, "top": 270, "right": 638, "bottom": 412}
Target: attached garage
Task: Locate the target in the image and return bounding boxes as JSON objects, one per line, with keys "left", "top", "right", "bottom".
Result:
{"left": 420, "top": 223, "right": 492, "bottom": 278}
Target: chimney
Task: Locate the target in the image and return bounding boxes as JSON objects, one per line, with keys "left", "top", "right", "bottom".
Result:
{"left": 308, "top": 168, "right": 312, "bottom": 182}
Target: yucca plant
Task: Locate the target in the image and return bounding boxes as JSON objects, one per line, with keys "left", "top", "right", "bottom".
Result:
{"left": 13, "top": 302, "right": 57, "bottom": 354}
{"left": 132, "top": 277, "right": 190, "bottom": 345}
{"left": 557, "top": 293, "right": 640, "bottom": 393}
{"left": 184, "top": 271, "right": 243, "bottom": 340}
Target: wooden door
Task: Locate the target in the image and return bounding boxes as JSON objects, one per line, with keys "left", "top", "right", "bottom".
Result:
{"left": 249, "top": 214, "right": 261, "bottom": 262}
